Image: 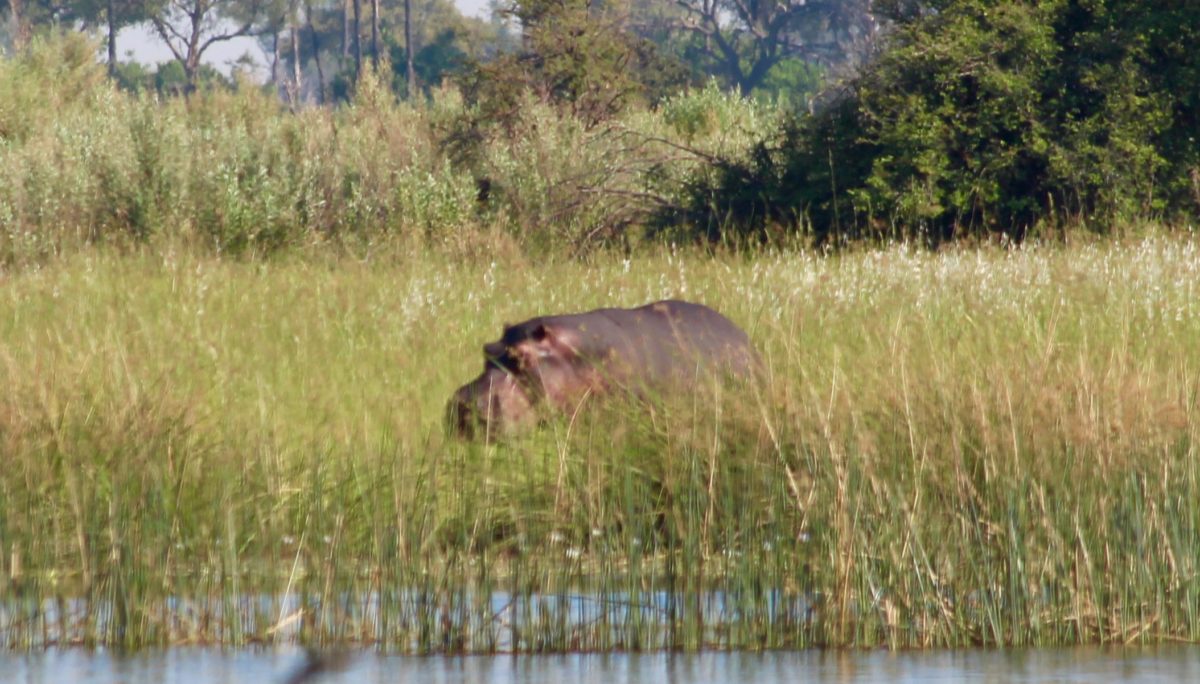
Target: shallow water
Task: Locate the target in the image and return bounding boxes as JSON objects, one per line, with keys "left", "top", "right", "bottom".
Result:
{"left": 4, "top": 646, "right": 1200, "bottom": 684}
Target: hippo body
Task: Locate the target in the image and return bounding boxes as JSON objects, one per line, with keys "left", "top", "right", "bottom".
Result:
{"left": 449, "top": 300, "right": 755, "bottom": 439}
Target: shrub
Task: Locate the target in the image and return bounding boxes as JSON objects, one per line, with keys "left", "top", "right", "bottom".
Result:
{"left": 671, "top": 0, "right": 1200, "bottom": 245}
{"left": 0, "top": 35, "right": 777, "bottom": 260}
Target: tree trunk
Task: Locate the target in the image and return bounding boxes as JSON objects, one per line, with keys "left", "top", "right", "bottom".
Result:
{"left": 185, "top": 59, "right": 199, "bottom": 94}
{"left": 291, "top": 23, "right": 302, "bottom": 106}
{"left": 370, "top": 0, "right": 378, "bottom": 66}
{"left": 271, "top": 30, "right": 281, "bottom": 92}
{"left": 106, "top": 0, "right": 118, "bottom": 77}
{"left": 306, "top": 0, "right": 327, "bottom": 104}
{"left": 184, "top": 9, "right": 203, "bottom": 95}
{"left": 352, "top": 0, "right": 362, "bottom": 80}
{"left": 342, "top": 0, "right": 351, "bottom": 58}
{"left": 404, "top": 0, "right": 414, "bottom": 97}
{"left": 9, "top": 0, "right": 30, "bottom": 50}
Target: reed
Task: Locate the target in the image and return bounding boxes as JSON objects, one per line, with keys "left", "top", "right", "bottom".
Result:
{"left": 1, "top": 236, "right": 1197, "bottom": 650}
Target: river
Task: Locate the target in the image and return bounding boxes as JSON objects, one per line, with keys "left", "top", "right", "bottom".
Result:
{"left": 4, "top": 646, "right": 1199, "bottom": 683}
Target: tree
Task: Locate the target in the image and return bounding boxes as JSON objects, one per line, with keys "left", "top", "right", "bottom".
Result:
{"left": 72, "top": 0, "right": 154, "bottom": 76}
{"left": 4, "top": 0, "right": 149, "bottom": 67}
{"left": 393, "top": 0, "right": 501, "bottom": 94}
{"left": 302, "top": 0, "right": 326, "bottom": 101}
{"left": 4, "top": 0, "right": 79, "bottom": 50}
{"left": 261, "top": 0, "right": 303, "bottom": 104}
{"left": 262, "top": 0, "right": 343, "bottom": 104}
{"left": 105, "top": 0, "right": 153, "bottom": 75}
{"left": 149, "top": 0, "right": 268, "bottom": 91}
{"left": 350, "top": 0, "right": 359, "bottom": 75}
{"left": 391, "top": 27, "right": 462, "bottom": 92}
{"left": 259, "top": 0, "right": 490, "bottom": 103}
{"left": 5, "top": 0, "right": 34, "bottom": 49}
{"left": 459, "top": 0, "right": 690, "bottom": 127}
{"left": 1094, "top": 0, "right": 1200, "bottom": 218}
{"left": 668, "top": 0, "right": 1200, "bottom": 245}
{"left": 669, "top": 0, "right": 879, "bottom": 94}
{"left": 401, "top": 0, "right": 411, "bottom": 94}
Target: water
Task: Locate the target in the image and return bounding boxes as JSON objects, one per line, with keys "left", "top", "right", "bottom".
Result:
{"left": 1, "top": 590, "right": 821, "bottom": 651}
{"left": 3, "top": 646, "right": 1199, "bottom": 684}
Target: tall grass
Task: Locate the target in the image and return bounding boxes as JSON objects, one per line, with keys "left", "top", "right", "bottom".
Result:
{"left": 1, "top": 236, "right": 1198, "bottom": 650}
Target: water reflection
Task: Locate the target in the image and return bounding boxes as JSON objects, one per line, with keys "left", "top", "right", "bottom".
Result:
{"left": 3, "top": 646, "right": 1199, "bottom": 684}
{"left": 1, "top": 590, "right": 822, "bottom": 651}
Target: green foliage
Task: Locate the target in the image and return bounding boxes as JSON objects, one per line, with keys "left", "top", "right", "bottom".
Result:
{"left": 280, "top": 0, "right": 512, "bottom": 104}
{"left": 109, "top": 59, "right": 156, "bottom": 93}
{"left": 855, "top": 1, "right": 1074, "bottom": 237}
{"left": 1095, "top": 0, "right": 1200, "bottom": 220}
{"left": 112, "top": 59, "right": 234, "bottom": 96}
{"left": 674, "top": 0, "right": 1200, "bottom": 244}
{"left": 372, "top": 0, "right": 505, "bottom": 97}
{"left": 434, "top": 80, "right": 783, "bottom": 251}
{"left": 663, "top": 0, "right": 874, "bottom": 97}
{"left": 431, "top": 0, "right": 704, "bottom": 249}
{"left": 410, "top": 29, "right": 469, "bottom": 90}
{"left": 457, "top": 0, "right": 690, "bottom": 129}
{"left": 0, "top": 42, "right": 454, "bottom": 258}
{"left": 0, "top": 32, "right": 109, "bottom": 143}
{"left": 0, "top": 33, "right": 778, "bottom": 260}
{"left": 754, "top": 57, "right": 822, "bottom": 104}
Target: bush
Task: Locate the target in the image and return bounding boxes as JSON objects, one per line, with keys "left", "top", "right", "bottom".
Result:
{"left": 672, "top": 0, "right": 1200, "bottom": 245}
{"left": 456, "top": 0, "right": 691, "bottom": 130}
{"left": 0, "top": 35, "right": 776, "bottom": 261}
{"left": 0, "top": 49, "right": 472, "bottom": 260}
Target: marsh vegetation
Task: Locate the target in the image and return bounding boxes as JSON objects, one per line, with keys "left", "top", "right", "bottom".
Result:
{"left": 2, "top": 237, "right": 1198, "bottom": 650}
{"left": 2, "top": 15, "right": 1199, "bottom": 651}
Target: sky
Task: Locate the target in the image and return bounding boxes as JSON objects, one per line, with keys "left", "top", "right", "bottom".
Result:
{"left": 114, "top": 0, "right": 491, "bottom": 80}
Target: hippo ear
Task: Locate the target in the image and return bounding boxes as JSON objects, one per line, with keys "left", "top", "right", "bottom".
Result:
{"left": 532, "top": 323, "right": 582, "bottom": 356}
{"left": 527, "top": 324, "right": 565, "bottom": 360}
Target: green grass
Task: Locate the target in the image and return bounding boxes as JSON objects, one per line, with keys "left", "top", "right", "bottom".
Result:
{"left": 1, "top": 235, "right": 1198, "bottom": 650}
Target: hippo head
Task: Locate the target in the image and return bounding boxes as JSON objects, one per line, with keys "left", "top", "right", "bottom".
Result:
{"left": 448, "top": 322, "right": 596, "bottom": 439}
{"left": 447, "top": 361, "right": 536, "bottom": 440}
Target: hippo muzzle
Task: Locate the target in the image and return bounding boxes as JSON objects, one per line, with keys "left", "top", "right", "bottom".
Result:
{"left": 448, "top": 364, "right": 536, "bottom": 440}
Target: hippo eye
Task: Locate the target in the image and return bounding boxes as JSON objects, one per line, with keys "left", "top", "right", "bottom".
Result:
{"left": 497, "top": 348, "right": 524, "bottom": 370}
{"left": 487, "top": 349, "right": 520, "bottom": 372}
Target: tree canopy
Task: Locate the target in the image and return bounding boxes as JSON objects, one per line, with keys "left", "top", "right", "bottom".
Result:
{"left": 669, "top": 0, "right": 1200, "bottom": 244}
{"left": 669, "top": 0, "right": 877, "bottom": 95}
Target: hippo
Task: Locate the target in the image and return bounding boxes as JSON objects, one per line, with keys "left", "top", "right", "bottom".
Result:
{"left": 448, "top": 300, "right": 756, "bottom": 439}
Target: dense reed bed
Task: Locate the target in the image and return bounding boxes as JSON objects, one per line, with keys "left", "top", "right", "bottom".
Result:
{"left": 1, "top": 235, "right": 1198, "bottom": 650}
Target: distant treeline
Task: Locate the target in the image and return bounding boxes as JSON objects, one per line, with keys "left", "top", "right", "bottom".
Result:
{"left": 1, "top": 0, "right": 855, "bottom": 102}
{"left": 1, "top": 0, "right": 1197, "bottom": 256}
